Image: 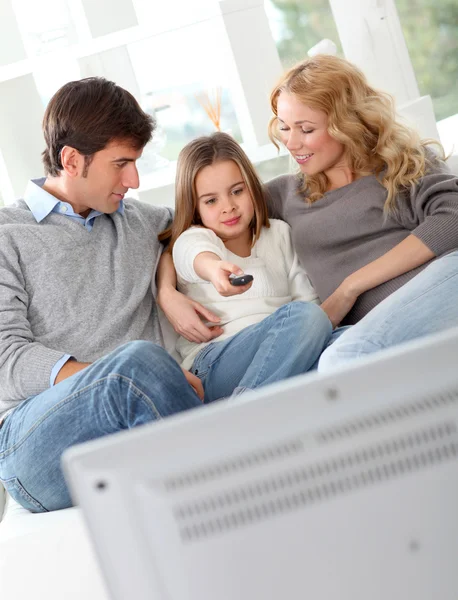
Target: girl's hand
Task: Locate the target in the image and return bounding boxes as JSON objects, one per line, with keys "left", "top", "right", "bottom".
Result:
{"left": 320, "top": 280, "right": 359, "bottom": 328}
{"left": 209, "top": 261, "right": 253, "bottom": 297}
{"left": 158, "top": 287, "right": 224, "bottom": 343}
{"left": 182, "top": 368, "right": 204, "bottom": 401}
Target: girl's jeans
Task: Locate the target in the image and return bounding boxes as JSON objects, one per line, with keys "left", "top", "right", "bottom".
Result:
{"left": 191, "top": 301, "right": 332, "bottom": 403}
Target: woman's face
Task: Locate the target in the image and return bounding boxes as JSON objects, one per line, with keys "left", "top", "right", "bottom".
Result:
{"left": 276, "top": 92, "right": 349, "bottom": 178}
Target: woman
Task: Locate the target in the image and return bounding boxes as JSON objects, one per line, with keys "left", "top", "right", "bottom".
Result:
{"left": 265, "top": 54, "right": 458, "bottom": 370}
{"left": 158, "top": 54, "right": 458, "bottom": 372}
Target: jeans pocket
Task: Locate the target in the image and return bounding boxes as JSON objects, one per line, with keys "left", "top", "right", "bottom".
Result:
{"left": 2, "top": 476, "right": 48, "bottom": 513}
{"left": 191, "top": 343, "right": 217, "bottom": 378}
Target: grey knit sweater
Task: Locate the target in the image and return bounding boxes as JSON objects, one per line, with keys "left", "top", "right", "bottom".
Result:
{"left": 266, "top": 158, "right": 458, "bottom": 325}
{"left": 0, "top": 198, "right": 172, "bottom": 418}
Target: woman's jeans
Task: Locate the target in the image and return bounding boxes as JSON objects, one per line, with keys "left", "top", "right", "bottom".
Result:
{"left": 319, "top": 250, "right": 458, "bottom": 371}
{"left": 191, "top": 301, "right": 332, "bottom": 403}
{"left": 0, "top": 341, "right": 202, "bottom": 512}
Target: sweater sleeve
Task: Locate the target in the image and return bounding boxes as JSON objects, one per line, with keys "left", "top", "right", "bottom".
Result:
{"left": 173, "top": 227, "right": 226, "bottom": 284}
{"left": 397, "top": 157, "right": 458, "bottom": 255}
{"left": 0, "top": 241, "right": 67, "bottom": 401}
{"left": 274, "top": 220, "right": 319, "bottom": 304}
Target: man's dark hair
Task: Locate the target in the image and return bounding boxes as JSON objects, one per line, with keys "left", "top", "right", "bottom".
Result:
{"left": 42, "top": 77, "right": 155, "bottom": 176}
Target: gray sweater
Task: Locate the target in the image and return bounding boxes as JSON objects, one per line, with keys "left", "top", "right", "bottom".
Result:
{"left": 0, "top": 199, "right": 171, "bottom": 418}
{"left": 266, "top": 159, "right": 458, "bottom": 325}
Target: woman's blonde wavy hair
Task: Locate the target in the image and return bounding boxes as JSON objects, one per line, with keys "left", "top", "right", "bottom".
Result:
{"left": 268, "top": 54, "right": 445, "bottom": 211}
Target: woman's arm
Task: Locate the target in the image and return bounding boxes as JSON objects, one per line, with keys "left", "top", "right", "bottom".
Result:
{"left": 322, "top": 163, "right": 458, "bottom": 328}
{"left": 321, "top": 234, "right": 435, "bottom": 327}
{"left": 156, "top": 252, "right": 223, "bottom": 343}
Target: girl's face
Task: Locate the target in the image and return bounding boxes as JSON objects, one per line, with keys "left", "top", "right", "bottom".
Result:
{"left": 195, "top": 159, "right": 255, "bottom": 245}
{"left": 276, "top": 92, "right": 349, "bottom": 179}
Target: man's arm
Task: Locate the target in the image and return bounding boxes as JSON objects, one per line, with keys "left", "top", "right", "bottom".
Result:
{"left": 156, "top": 251, "right": 224, "bottom": 343}
{"left": 0, "top": 245, "right": 77, "bottom": 401}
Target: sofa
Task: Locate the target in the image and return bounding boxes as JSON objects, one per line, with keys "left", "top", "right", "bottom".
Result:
{"left": 0, "top": 489, "right": 109, "bottom": 599}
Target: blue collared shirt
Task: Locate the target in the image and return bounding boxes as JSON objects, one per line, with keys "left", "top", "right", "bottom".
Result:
{"left": 24, "top": 177, "right": 124, "bottom": 232}
{"left": 24, "top": 178, "right": 125, "bottom": 385}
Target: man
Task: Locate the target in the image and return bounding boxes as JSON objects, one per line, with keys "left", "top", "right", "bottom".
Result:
{"left": 0, "top": 77, "right": 219, "bottom": 512}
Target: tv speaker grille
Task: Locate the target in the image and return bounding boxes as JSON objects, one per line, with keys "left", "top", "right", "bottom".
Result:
{"left": 174, "top": 421, "right": 458, "bottom": 543}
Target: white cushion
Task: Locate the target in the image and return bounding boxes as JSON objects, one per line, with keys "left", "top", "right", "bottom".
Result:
{"left": 0, "top": 483, "right": 5, "bottom": 521}
{"left": 0, "top": 493, "right": 109, "bottom": 600}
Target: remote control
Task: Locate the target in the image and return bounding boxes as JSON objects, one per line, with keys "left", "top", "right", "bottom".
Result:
{"left": 229, "top": 274, "right": 254, "bottom": 286}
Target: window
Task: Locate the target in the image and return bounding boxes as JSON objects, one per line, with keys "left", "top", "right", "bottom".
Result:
{"left": 264, "top": 0, "right": 342, "bottom": 67}
{"left": 128, "top": 16, "right": 242, "bottom": 177}
{"left": 396, "top": 0, "right": 458, "bottom": 122}
{"left": 11, "top": 0, "right": 78, "bottom": 57}
{"left": 1, "top": 0, "right": 456, "bottom": 204}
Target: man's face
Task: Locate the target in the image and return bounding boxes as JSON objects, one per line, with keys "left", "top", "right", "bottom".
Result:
{"left": 73, "top": 140, "right": 143, "bottom": 215}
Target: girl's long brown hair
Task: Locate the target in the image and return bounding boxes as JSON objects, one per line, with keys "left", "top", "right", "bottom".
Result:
{"left": 268, "top": 54, "right": 445, "bottom": 211}
{"left": 159, "top": 132, "right": 270, "bottom": 249}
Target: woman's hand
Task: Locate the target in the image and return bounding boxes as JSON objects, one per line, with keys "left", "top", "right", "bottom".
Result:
{"left": 320, "top": 280, "right": 359, "bottom": 328}
{"left": 182, "top": 368, "right": 204, "bottom": 401}
{"left": 208, "top": 261, "right": 253, "bottom": 297}
{"left": 158, "top": 286, "right": 224, "bottom": 343}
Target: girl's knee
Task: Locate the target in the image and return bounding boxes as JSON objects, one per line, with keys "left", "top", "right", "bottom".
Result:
{"left": 291, "top": 301, "right": 332, "bottom": 331}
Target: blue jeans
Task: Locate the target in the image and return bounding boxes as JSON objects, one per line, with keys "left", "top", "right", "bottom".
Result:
{"left": 0, "top": 341, "right": 202, "bottom": 512}
{"left": 319, "top": 250, "right": 458, "bottom": 371}
{"left": 191, "top": 301, "right": 332, "bottom": 403}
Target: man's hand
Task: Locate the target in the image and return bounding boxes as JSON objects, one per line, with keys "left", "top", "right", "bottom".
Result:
{"left": 320, "top": 280, "right": 359, "bottom": 329}
{"left": 55, "top": 359, "right": 91, "bottom": 384}
{"left": 158, "top": 287, "right": 224, "bottom": 343}
{"left": 182, "top": 368, "right": 204, "bottom": 401}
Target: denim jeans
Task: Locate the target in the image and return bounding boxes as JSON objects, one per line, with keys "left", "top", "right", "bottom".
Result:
{"left": 318, "top": 250, "right": 458, "bottom": 371}
{"left": 191, "top": 301, "right": 332, "bottom": 403}
{"left": 0, "top": 341, "right": 202, "bottom": 512}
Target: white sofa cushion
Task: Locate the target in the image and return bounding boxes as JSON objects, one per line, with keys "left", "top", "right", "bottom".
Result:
{"left": 0, "top": 483, "right": 5, "bottom": 521}
{"left": 0, "top": 493, "right": 109, "bottom": 600}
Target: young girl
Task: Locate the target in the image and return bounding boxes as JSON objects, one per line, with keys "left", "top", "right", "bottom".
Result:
{"left": 159, "top": 132, "right": 332, "bottom": 403}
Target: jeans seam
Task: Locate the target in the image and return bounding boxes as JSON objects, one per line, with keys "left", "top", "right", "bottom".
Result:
{"left": 0, "top": 373, "right": 162, "bottom": 459}
{"left": 250, "top": 303, "right": 292, "bottom": 388}
{"left": 2, "top": 476, "right": 48, "bottom": 512}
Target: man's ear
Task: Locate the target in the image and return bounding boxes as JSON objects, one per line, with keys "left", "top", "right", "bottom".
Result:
{"left": 60, "top": 146, "right": 83, "bottom": 177}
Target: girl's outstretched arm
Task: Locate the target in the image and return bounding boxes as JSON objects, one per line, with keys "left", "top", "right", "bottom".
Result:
{"left": 193, "top": 252, "right": 252, "bottom": 297}
{"left": 156, "top": 252, "right": 224, "bottom": 343}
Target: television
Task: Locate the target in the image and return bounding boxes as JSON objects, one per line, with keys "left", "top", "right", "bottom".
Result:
{"left": 63, "top": 327, "right": 458, "bottom": 600}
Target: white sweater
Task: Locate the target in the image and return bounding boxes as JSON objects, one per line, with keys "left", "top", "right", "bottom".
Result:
{"left": 173, "top": 219, "right": 318, "bottom": 369}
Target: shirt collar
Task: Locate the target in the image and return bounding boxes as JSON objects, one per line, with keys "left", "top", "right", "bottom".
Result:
{"left": 24, "top": 178, "right": 125, "bottom": 223}
{"left": 24, "top": 178, "right": 59, "bottom": 222}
